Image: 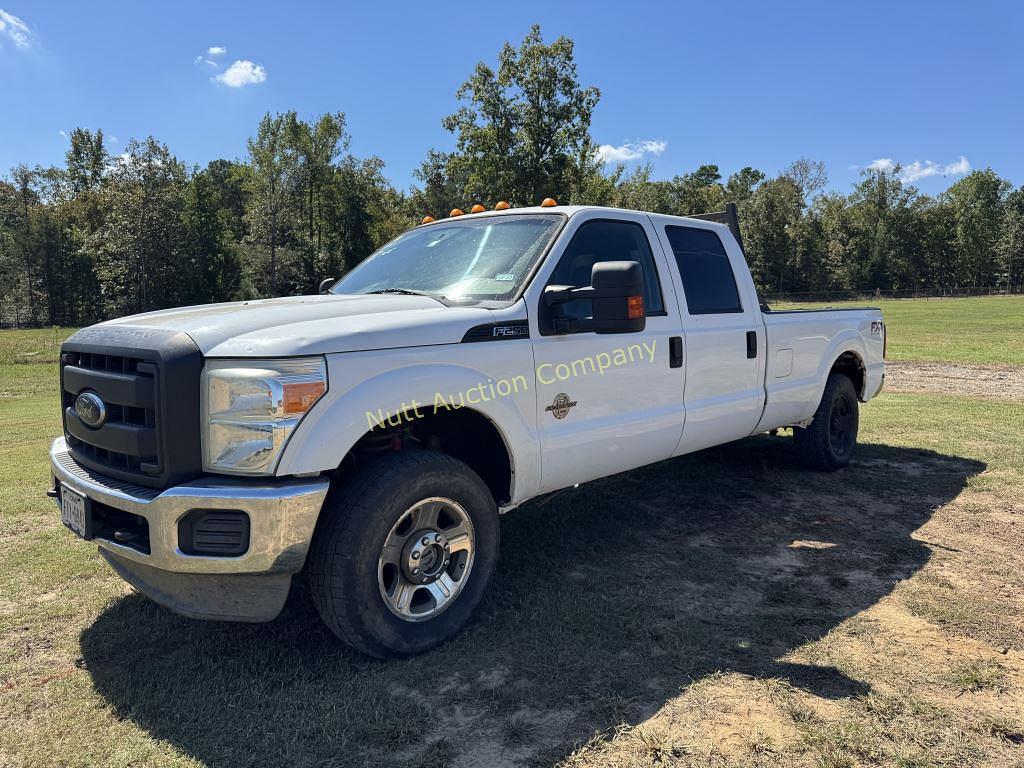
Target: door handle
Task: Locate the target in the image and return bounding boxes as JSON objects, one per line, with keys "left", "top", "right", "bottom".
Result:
{"left": 746, "top": 331, "right": 758, "bottom": 359}
{"left": 669, "top": 336, "right": 683, "bottom": 368}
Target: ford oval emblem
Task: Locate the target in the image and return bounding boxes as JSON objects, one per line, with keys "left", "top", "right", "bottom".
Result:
{"left": 75, "top": 391, "right": 107, "bottom": 428}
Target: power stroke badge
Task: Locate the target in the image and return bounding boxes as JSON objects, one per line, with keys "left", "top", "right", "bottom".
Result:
{"left": 545, "top": 393, "right": 578, "bottom": 419}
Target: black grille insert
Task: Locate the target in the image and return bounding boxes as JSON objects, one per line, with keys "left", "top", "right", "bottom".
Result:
{"left": 59, "top": 326, "right": 203, "bottom": 490}
{"left": 62, "top": 351, "right": 158, "bottom": 476}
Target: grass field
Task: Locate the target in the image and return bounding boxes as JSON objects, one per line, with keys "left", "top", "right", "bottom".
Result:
{"left": 775, "top": 294, "right": 1024, "bottom": 365}
{"left": 2, "top": 297, "right": 1023, "bottom": 767}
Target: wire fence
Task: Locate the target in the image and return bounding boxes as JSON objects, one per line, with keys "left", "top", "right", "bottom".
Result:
{"left": 762, "top": 286, "right": 1022, "bottom": 305}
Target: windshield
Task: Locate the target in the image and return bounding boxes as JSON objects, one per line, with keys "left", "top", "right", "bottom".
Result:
{"left": 332, "top": 213, "right": 563, "bottom": 302}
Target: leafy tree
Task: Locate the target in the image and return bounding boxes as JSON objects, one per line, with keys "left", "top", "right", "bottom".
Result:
{"left": 437, "top": 25, "right": 600, "bottom": 207}
{"left": 943, "top": 170, "right": 1010, "bottom": 288}
{"left": 725, "top": 167, "right": 766, "bottom": 205}
{"left": 66, "top": 128, "right": 107, "bottom": 194}
{"left": 244, "top": 113, "right": 298, "bottom": 295}
{"left": 999, "top": 186, "right": 1024, "bottom": 293}
{"left": 91, "top": 138, "right": 189, "bottom": 316}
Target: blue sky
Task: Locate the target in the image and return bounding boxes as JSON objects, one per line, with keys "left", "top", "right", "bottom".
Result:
{"left": 2, "top": 1, "right": 1022, "bottom": 196}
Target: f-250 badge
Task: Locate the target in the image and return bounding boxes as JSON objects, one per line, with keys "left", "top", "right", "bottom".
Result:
{"left": 545, "top": 393, "right": 578, "bottom": 419}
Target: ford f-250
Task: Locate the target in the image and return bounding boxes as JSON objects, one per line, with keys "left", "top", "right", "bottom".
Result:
{"left": 50, "top": 201, "right": 885, "bottom": 658}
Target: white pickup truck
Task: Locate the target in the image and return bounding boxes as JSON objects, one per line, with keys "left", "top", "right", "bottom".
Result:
{"left": 50, "top": 202, "right": 885, "bottom": 657}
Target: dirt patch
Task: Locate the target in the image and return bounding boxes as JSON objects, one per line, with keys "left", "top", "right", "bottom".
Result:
{"left": 885, "top": 361, "right": 1024, "bottom": 401}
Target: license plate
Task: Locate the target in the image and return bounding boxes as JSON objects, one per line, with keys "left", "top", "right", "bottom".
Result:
{"left": 60, "top": 485, "right": 92, "bottom": 540}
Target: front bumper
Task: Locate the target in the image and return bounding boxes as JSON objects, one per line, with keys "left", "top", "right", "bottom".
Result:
{"left": 49, "top": 437, "right": 330, "bottom": 621}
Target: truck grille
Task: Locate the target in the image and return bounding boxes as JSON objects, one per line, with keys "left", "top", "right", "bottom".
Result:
{"left": 60, "top": 326, "right": 203, "bottom": 490}
{"left": 61, "top": 351, "right": 159, "bottom": 476}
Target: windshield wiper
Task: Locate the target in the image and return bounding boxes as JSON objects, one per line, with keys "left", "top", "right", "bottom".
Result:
{"left": 365, "top": 288, "right": 450, "bottom": 306}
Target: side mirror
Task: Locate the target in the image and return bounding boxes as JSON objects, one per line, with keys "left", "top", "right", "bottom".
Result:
{"left": 544, "top": 260, "right": 646, "bottom": 334}
{"left": 318, "top": 277, "right": 337, "bottom": 295}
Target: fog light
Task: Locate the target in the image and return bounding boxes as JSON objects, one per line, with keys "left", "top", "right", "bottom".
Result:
{"left": 178, "top": 510, "right": 250, "bottom": 556}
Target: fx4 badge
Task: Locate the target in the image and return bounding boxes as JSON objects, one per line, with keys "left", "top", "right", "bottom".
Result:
{"left": 545, "top": 393, "right": 577, "bottom": 419}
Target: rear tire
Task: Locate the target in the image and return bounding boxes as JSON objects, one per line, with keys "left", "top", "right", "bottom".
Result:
{"left": 307, "top": 451, "right": 499, "bottom": 658}
{"left": 794, "top": 373, "right": 859, "bottom": 471}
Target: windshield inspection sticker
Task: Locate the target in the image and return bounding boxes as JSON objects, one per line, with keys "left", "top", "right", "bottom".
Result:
{"left": 495, "top": 273, "right": 515, "bottom": 281}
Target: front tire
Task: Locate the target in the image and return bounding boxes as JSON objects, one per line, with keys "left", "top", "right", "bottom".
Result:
{"left": 307, "top": 451, "right": 499, "bottom": 658}
{"left": 794, "top": 373, "right": 859, "bottom": 470}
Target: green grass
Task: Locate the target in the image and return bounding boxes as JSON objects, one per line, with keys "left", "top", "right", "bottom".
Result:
{"left": 0, "top": 327, "right": 77, "bottom": 366}
{"left": 774, "top": 294, "right": 1024, "bottom": 365}
{"left": 1, "top": 309, "right": 1023, "bottom": 767}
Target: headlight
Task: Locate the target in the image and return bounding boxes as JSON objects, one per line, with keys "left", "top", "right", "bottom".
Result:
{"left": 201, "top": 357, "right": 327, "bottom": 475}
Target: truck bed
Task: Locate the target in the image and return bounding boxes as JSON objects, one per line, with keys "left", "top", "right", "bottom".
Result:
{"left": 757, "top": 306, "right": 885, "bottom": 431}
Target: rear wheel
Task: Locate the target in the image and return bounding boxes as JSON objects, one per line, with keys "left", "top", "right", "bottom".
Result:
{"left": 307, "top": 451, "right": 499, "bottom": 658}
{"left": 794, "top": 373, "right": 859, "bottom": 470}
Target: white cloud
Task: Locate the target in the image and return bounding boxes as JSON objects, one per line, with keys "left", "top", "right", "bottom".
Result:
{"left": 59, "top": 129, "right": 67, "bottom": 139}
{"left": 214, "top": 59, "right": 266, "bottom": 87}
{"left": 901, "top": 156, "right": 970, "bottom": 183}
{"left": 0, "top": 8, "right": 33, "bottom": 49}
{"left": 207, "top": 46, "right": 226, "bottom": 56}
{"left": 867, "top": 158, "right": 896, "bottom": 172}
{"left": 595, "top": 139, "right": 667, "bottom": 165}
{"left": 863, "top": 155, "right": 970, "bottom": 184}
{"left": 194, "top": 54, "right": 217, "bottom": 67}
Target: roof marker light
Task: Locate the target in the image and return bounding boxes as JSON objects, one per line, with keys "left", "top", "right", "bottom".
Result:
{"left": 494, "top": 201, "right": 511, "bottom": 210}
{"left": 421, "top": 215, "right": 435, "bottom": 224}
{"left": 449, "top": 208, "right": 465, "bottom": 217}
{"left": 470, "top": 204, "right": 486, "bottom": 213}
{"left": 540, "top": 197, "right": 557, "bottom": 207}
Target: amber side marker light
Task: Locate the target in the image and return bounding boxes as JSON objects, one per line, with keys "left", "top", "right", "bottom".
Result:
{"left": 627, "top": 295, "right": 645, "bottom": 320}
{"left": 540, "top": 197, "right": 557, "bottom": 207}
{"left": 470, "top": 204, "right": 486, "bottom": 213}
{"left": 449, "top": 208, "right": 465, "bottom": 217}
{"left": 283, "top": 381, "right": 327, "bottom": 416}
{"left": 494, "top": 201, "right": 511, "bottom": 210}
{"left": 421, "top": 215, "right": 435, "bottom": 224}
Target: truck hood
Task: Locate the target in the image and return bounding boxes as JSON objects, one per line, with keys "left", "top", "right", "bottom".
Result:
{"left": 98, "top": 294, "right": 495, "bottom": 357}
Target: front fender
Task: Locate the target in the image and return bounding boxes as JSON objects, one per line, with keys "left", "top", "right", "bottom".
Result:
{"left": 275, "top": 344, "right": 541, "bottom": 504}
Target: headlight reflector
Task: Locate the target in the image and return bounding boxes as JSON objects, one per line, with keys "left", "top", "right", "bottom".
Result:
{"left": 202, "top": 357, "right": 327, "bottom": 474}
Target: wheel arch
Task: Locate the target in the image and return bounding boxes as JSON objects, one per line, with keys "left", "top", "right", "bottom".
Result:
{"left": 829, "top": 349, "right": 867, "bottom": 400}
{"left": 341, "top": 406, "right": 516, "bottom": 505}
{"left": 276, "top": 360, "right": 537, "bottom": 506}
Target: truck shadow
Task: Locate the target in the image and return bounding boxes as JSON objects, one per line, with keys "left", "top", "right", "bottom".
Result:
{"left": 80, "top": 437, "right": 984, "bottom": 767}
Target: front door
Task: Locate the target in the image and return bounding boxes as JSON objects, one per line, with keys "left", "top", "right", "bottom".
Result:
{"left": 528, "top": 212, "right": 685, "bottom": 494}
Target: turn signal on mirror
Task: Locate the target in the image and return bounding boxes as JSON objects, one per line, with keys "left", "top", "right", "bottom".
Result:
{"left": 627, "top": 295, "right": 644, "bottom": 320}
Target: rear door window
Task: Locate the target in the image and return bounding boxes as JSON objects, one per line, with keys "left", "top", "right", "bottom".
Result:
{"left": 665, "top": 226, "right": 742, "bottom": 314}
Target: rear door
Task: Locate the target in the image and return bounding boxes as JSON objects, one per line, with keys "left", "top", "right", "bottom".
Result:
{"left": 651, "top": 220, "right": 766, "bottom": 454}
{"left": 526, "top": 211, "right": 686, "bottom": 493}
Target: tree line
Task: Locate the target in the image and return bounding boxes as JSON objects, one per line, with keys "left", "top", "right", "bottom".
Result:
{"left": 2, "top": 25, "right": 1022, "bottom": 327}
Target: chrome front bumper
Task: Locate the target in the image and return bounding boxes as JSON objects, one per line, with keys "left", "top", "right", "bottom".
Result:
{"left": 49, "top": 437, "right": 330, "bottom": 621}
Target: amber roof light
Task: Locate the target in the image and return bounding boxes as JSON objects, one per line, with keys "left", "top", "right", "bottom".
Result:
{"left": 421, "top": 215, "right": 435, "bottom": 224}
{"left": 494, "top": 201, "right": 511, "bottom": 210}
{"left": 540, "top": 197, "right": 557, "bottom": 207}
{"left": 470, "top": 204, "right": 486, "bottom": 213}
{"left": 449, "top": 208, "right": 465, "bottom": 217}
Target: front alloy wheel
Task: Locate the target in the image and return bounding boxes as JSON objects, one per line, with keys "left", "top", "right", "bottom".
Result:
{"left": 308, "top": 451, "right": 499, "bottom": 658}
{"left": 378, "top": 497, "right": 475, "bottom": 621}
